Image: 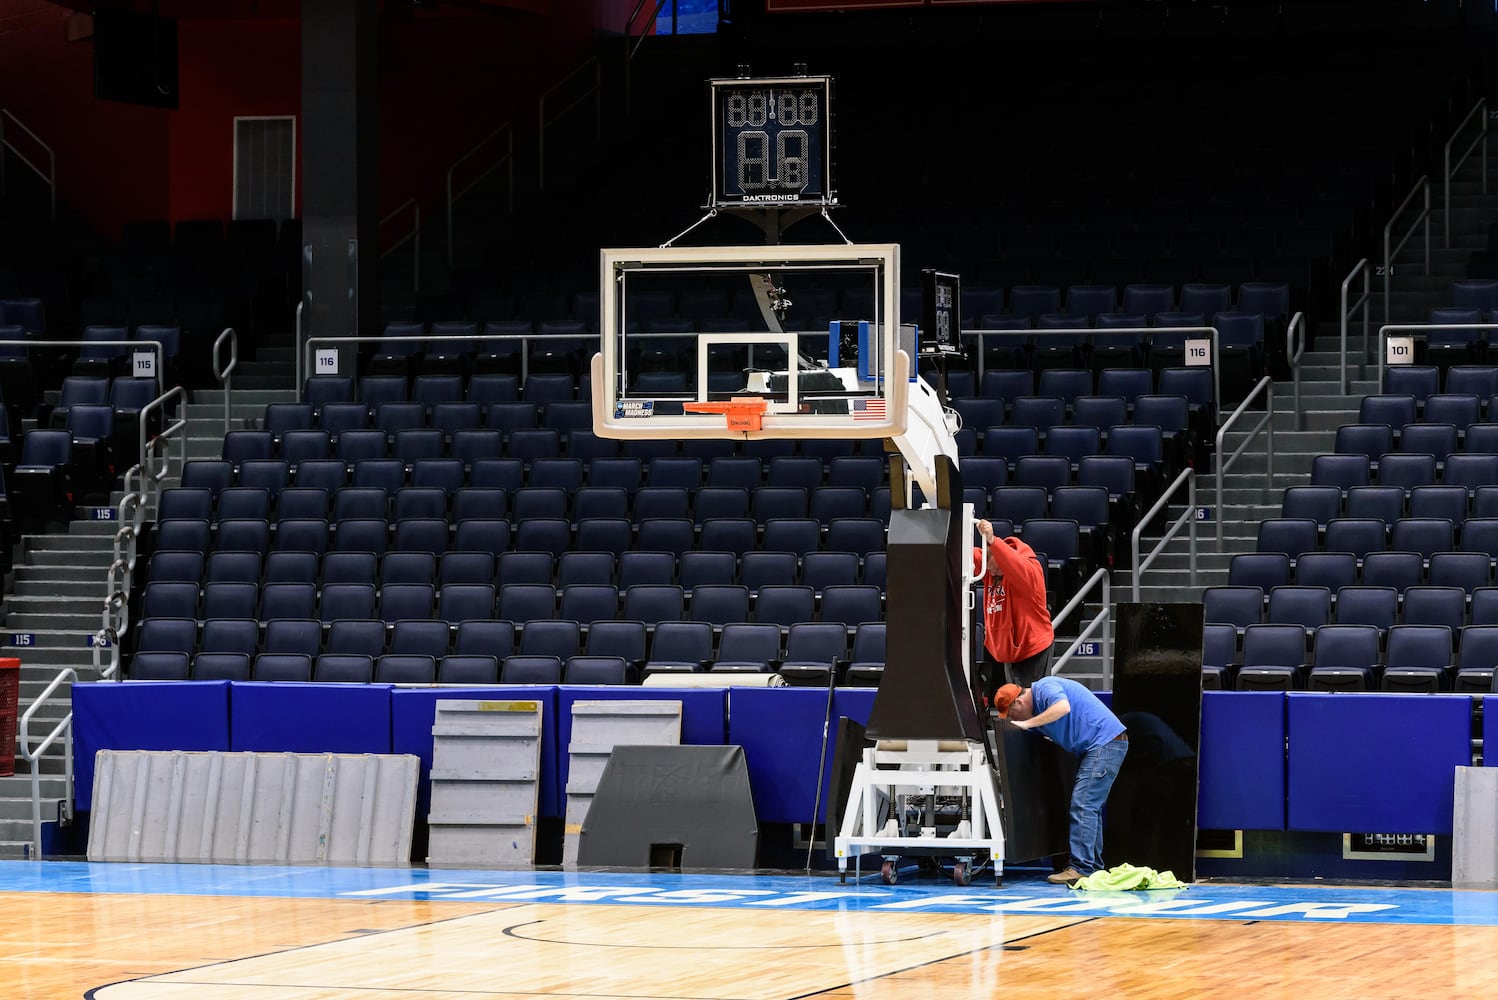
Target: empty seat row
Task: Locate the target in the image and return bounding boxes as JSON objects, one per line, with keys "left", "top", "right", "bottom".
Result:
{"left": 1203, "top": 622, "right": 1498, "bottom": 693}
{"left": 1230, "top": 550, "right": 1498, "bottom": 594}
{"left": 1283, "top": 484, "right": 1498, "bottom": 527}
{"left": 1336, "top": 422, "right": 1498, "bottom": 461}
{"left": 152, "top": 515, "right": 889, "bottom": 561}
{"left": 132, "top": 621, "right": 889, "bottom": 688}
{"left": 1309, "top": 453, "right": 1498, "bottom": 494}
{"left": 137, "top": 581, "right": 884, "bottom": 630}
{"left": 1257, "top": 516, "right": 1498, "bottom": 563}
{"left": 147, "top": 548, "right": 892, "bottom": 594}
{"left": 1206, "top": 583, "right": 1488, "bottom": 636}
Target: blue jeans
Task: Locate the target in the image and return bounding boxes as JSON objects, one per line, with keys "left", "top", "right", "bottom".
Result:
{"left": 1069, "top": 738, "right": 1128, "bottom": 875}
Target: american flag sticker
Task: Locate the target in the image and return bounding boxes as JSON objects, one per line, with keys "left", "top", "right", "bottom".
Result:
{"left": 852, "top": 397, "right": 886, "bottom": 421}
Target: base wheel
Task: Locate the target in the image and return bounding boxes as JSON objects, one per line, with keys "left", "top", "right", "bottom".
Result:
{"left": 953, "top": 861, "right": 971, "bottom": 887}
{"left": 881, "top": 860, "right": 898, "bottom": 885}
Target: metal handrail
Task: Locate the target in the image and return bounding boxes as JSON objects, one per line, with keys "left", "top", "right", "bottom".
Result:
{"left": 539, "top": 59, "right": 600, "bottom": 191}
{"left": 1286, "top": 311, "right": 1307, "bottom": 429}
{"left": 1339, "top": 259, "right": 1370, "bottom": 393}
{"left": 1444, "top": 98, "right": 1488, "bottom": 247}
{"left": 1049, "top": 568, "right": 1114, "bottom": 687}
{"left": 1376, "top": 322, "right": 1498, "bottom": 390}
{"left": 138, "top": 385, "right": 189, "bottom": 487}
{"left": 1131, "top": 468, "right": 1198, "bottom": 600}
{"left": 0, "top": 338, "right": 164, "bottom": 394}
{"left": 623, "top": 0, "right": 669, "bottom": 110}
{"left": 213, "top": 327, "right": 237, "bottom": 436}
{"left": 1214, "top": 376, "right": 1275, "bottom": 550}
{"left": 294, "top": 300, "right": 305, "bottom": 390}
{"left": 965, "top": 324, "right": 1222, "bottom": 425}
{"left": 445, "top": 123, "right": 514, "bottom": 267}
{"left": 1383, "top": 176, "right": 1431, "bottom": 329}
{"left": 18, "top": 668, "right": 76, "bottom": 859}
{"left": 304, "top": 330, "right": 588, "bottom": 390}
{"left": 1, "top": 109, "right": 57, "bottom": 221}
{"left": 379, "top": 199, "right": 421, "bottom": 294}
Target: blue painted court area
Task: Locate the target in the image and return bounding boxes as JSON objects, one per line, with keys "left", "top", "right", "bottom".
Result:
{"left": 2, "top": 861, "right": 1496, "bottom": 927}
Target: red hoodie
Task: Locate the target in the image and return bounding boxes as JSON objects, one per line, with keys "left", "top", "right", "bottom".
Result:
{"left": 972, "top": 535, "right": 1053, "bottom": 662}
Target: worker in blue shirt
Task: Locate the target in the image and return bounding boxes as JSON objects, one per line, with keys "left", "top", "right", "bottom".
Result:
{"left": 993, "top": 676, "right": 1128, "bottom": 886}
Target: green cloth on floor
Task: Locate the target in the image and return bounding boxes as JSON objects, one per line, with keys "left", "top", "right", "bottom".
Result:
{"left": 1070, "top": 863, "right": 1188, "bottom": 891}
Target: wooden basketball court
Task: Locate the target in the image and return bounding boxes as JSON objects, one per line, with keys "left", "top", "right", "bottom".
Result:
{"left": 3, "top": 863, "right": 1495, "bottom": 999}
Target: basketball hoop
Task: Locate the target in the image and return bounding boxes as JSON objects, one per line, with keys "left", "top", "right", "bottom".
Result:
{"left": 682, "top": 397, "right": 770, "bottom": 432}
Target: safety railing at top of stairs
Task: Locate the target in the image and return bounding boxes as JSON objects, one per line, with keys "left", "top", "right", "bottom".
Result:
{"left": 0, "top": 109, "right": 56, "bottom": 221}
{"left": 302, "top": 329, "right": 594, "bottom": 391}
{"left": 1375, "top": 321, "right": 1498, "bottom": 392}
{"left": 1214, "top": 375, "right": 1275, "bottom": 551}
{"left": 1384, "top": 176, "right": 1431, "bottom": 331}
{"left": 18, "top": 668, "right": 76, "bottom": 859}
{"left": 539, "top": 59, "right": 600, "bottom": 191}
{"left": 623, "top": 0, "right": 669, "bottom": 112}
{"left": 379, "top": 199, "right": 421, "bottom": 295}
{"left": 294, "top": 301, "right": 305, "bottom": 390}
{"left": 1130, "top": 467, "right": 1198, "bottom": 601}
{"left": 0, "top": 337, "right": 165, "bottom": 395}
{"left": 1339, "top": 258, "right": 1370, "bottom": 394}
{"left": 213, "top": 327, "right": 237, "bottom": 437}
{"left": 1049, "top": 567, "right": 1114, "bottom": 688}
{"left": 446, "top": 123, "right": 514, "bottom": 268}
{"left": 97, "top": 384, "right": 191, "bottom": 681}
{"left": 963, "top": 325, "right": 1224, "bottom": 427}
{"left": 1284, "top": 312, "right": 1307, "bottom": 430}
{"left": 1444, "top": 98, "right": 1488, "bottom": 248}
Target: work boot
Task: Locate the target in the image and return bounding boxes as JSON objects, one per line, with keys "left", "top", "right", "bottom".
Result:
{"left": 1046, "top": 866, "right": 1083, "bottom": 886}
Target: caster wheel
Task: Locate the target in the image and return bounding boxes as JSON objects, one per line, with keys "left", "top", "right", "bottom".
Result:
{"left": 839, "top": 873, "right": 847, "bottom": 885}
{"left": 953, "top": 861, "right": 970, "bottom": 887}
{"left": 881, "top": 860, "right": 898, "bottom": 885}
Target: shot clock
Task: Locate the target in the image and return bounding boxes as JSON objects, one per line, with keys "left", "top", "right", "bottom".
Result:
{"left": 709, "top": 75, "right": 834, "bottom": 209}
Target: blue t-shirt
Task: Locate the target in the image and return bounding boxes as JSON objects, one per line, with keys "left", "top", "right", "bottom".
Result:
{"left": 1029, "top": 676, "right": 1125, "bottom": 754}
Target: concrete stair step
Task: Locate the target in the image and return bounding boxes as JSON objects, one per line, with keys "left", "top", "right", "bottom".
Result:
{"left": 2, "top": 613, "right": 114, "bottom": 630}
{"left": 4, "top": 594, "right": 106, "bottom": 613}
{"left": 13, "top": 564, "right": 110, "bottom": 584}
{"left": 22, "top": 548, "right": 114, "bottom": 568}
{"left": 13, "top": 579, "right": 106, "bottom": 598}
{"left": 24, "top": 534, "right": 118, "bottom": 552}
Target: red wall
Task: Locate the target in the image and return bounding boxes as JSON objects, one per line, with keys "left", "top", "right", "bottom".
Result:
{"left": 170, "top": 17, "right": 301, "bottom": 225}
{"left": 0, "top": 2, "right": 170, "bottom": 241}
{"left": 0, "top": 2, "right": 599, "bottom": 244}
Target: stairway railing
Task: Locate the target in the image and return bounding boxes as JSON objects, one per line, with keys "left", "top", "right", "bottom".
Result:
{"left": 1444, "top": 98, "right": 1488, "bottom": 247}
{"left": 0, "top": 109, "right": 56, "bottom": 221}
{"left": 1383, "top": 176, "right": 1431, "bottom": 327}
{"left": 379, "top": 199, "right": 421, "bottom": 294}
{"left": 446, "top": 123, "right": 513, "bottom": 268}
{"left": 623, "top": 0, "right": 670, "bottom": 112}
{"left": 1049, "top": 567, "right": 1113, "bottom": 687}
{"left": 1339, "top": 258, "right": 1370, "bottom": 394}
{"left": 18, "top": 668, "right": 75, "bottom": 859}
{"left": 214, "top": 327, "right": 238, "bottom": 437}
{"left": 1132, "top": 467, "right": 1198, "bottom": 599}
{"left": 1375, "top": 321, "right": 1498, "bottom": 390}
{"left": 1214, "top": 376, "right": 1275, "bottom": 550}
{"left": 539, "top": 59, "right": 600, "bottom": 191}
{"left": 966, "top": 325, "right": 1223, "bottom": 425}
{"left": 1285, "top": 311, "right": 1307, "bottom": 430}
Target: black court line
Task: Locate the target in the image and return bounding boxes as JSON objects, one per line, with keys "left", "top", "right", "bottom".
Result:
{"left": 783, "top": 916, "right": 1103, "bottom": 1000}
{"left": 500, "top": 917, "right": 949, "bottom": 949}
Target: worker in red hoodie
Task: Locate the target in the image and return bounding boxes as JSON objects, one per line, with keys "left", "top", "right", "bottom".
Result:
{"left": 973, "top": 518, "right": 1054, "bottom": 704}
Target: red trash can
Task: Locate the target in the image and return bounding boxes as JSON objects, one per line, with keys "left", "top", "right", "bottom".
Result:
{"left": 0, "top": 657, "right": 19, "bottom": 777}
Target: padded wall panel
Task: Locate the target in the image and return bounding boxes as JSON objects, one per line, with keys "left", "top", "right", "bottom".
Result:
{"left": 1197, "top": 691, "right": 1285, "bottom": 831}
{"left": 730, "top": 687, "right": 829, "bottom": 824}
{"left": 73, "top": 681, "right": 231, "bottom": 812}
{"left": 393, "top": 687, "right": 560, "bottom": 817}
{"left": 230, "top": 683, "right": 393, "bottom": 754}
{"left": 556, "top": 687, "right": 726, "bottom": 803}
{"left": 1287, "top": 693, "right": 1471, "bottom": 834}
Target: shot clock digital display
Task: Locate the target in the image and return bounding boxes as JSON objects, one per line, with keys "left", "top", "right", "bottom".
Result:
{"left": 709, "top": 75, "right": 834, "bottom": 208}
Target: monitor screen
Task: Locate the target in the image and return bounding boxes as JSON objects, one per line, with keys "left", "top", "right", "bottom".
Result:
{"left": 94, "top": 10, "right": 179, "bottom": 110}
